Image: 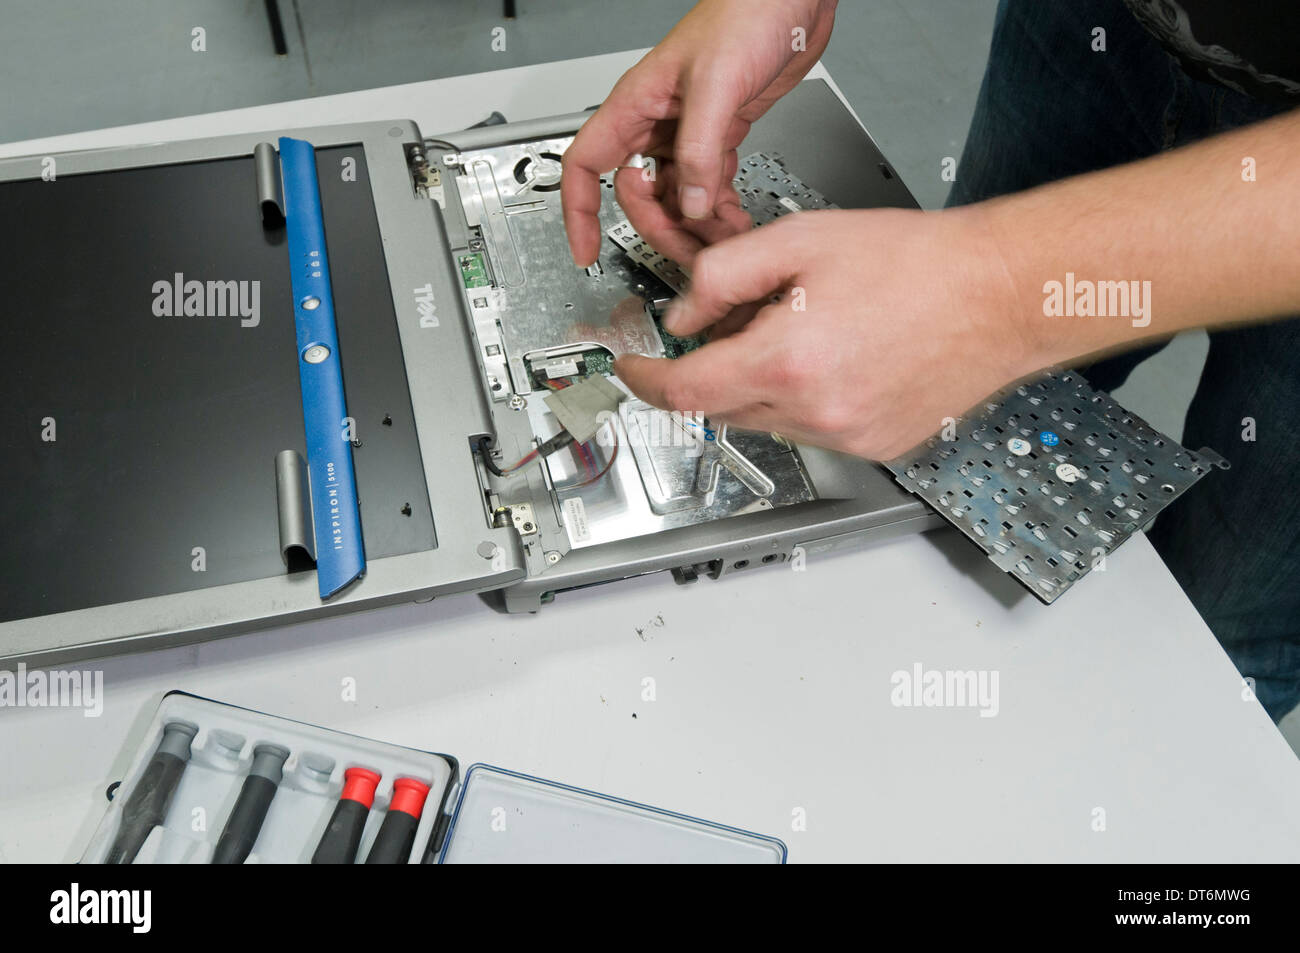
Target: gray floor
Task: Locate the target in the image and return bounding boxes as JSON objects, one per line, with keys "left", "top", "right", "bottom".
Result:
{"left": 3, "top": 0, "right": 1295, "bottom": 750}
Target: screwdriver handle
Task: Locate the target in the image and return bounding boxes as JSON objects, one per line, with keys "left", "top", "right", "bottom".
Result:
{"left": 105, "top": 721, "right": 198, "bottom": 864}
{"left": 364, "top": 777, "right": 432, "bottom": 864}
{"left": 212, "top": 743, "right": 290, "bottom": 865}
{"left": 311, "top": 766, "right": 381, "bottom": 864}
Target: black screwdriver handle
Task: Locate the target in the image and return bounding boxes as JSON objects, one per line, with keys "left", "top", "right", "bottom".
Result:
{"left": 311, "top": 766, "right": 381, "bottom": 864}
{"left": 105, "top": 721, "right": 198, "bottom": 864}
{"left": 212, "top": 743, "right": 290, "bottom": 865}
{"left": 311, "top": 798, "right": 371, "bottom": 864}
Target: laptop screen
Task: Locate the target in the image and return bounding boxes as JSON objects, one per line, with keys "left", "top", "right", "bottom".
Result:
{"left": 0, "top": 145, "right": 435, "bottom": 622}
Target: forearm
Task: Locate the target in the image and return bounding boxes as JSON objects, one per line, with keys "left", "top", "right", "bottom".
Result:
{"left": 973, "top": 107, "right": 1300, "bottom": 374}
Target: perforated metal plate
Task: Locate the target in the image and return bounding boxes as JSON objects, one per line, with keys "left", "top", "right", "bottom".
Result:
{"left": 884, "top": 370, "right": 1228, "bottom": 604}
{"left": 733, "top": 151, "right": 839, "bottom": 223}
{"left": 607, "top": 219, "right": 690, "bottom": 294}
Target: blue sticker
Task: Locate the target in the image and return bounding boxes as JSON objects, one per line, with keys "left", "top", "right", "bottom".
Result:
{"left": 1039, "top": 430, "right": 1060, "bottom": 447}
{"left": 685, "top": 419, "right": 717, "bottom": 441}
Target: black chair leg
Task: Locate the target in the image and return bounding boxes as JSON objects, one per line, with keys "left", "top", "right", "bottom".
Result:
{"left": 266, "top": 0, "right": 289, "bottom": 54}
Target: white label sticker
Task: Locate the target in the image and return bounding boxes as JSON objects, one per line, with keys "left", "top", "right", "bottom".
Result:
{"left": 545, "top": 359, "right": 580, "bottom": 379}
{"left": 1007, "top": 437, "right": 1031, "bottom": 456}
{"left": 562, "top": 497, "right": 590, "bottom": 543}
{"left": 1055, "top": 462, "right": 1082, "bottom": 483}
{"left": 778, "top": 196, "right": 803, "bottom": 213}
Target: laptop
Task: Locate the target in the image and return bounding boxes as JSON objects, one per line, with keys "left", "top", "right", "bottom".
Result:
{"left": 0, "top": 79, "right": 942, "bottom": 666}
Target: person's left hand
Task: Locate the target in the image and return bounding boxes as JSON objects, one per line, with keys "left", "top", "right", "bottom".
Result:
{"left": 614, "top": 207, "right": 1040, "bottom": 460}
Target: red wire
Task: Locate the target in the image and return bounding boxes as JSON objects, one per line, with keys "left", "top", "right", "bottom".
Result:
{"left": 500, "top": 447, "right": 540, "bottom": 474}
{"left": 559, "top": 428, "right": 619, "bottom": 489}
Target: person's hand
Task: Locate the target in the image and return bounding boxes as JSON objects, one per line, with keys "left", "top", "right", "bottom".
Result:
{"left": 561, "top": 0, "right": 838, "bottom": 268}
{"left": 613, "top": 208, "right": 1039, "bottom": 460}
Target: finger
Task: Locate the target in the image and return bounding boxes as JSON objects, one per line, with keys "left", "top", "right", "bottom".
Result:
{"left": 714, "top": 407, "right": 847, "bottom": 456}
{"left": 614, "top": 334, "right": 771, "bottom": 416}
{"left": 614, "top": 162, "right": 706, "bottom": 266}
{"left": 678, "top": 153, "right": 751, "bottom": 248}
{"left": 712, "top": 403, "right": 783, "bottom": 436}
{"left": 615, "top": 154, "right": 751, "bottom": 272}
{"left": 674, "top": 64, "right": 749, "bottom": 220}
{"left": 713, "top": 176, "right": 753, "bottom": 235}
{"left": 702, "top": 300, "right": 763, "bottom": 341}
{"left": 661, "top": 224, "right": 800, "bottom": 337}
{"left": 562, "top": 100, "right": 653, "bottom": 267}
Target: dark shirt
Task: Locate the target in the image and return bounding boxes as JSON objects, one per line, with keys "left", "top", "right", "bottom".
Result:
{"left": 1123, "top": 0, "right": 1300, "bottom": 103}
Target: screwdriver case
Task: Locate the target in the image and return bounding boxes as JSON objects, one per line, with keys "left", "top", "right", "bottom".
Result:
{"left": 82, "top": 692, "right": 787, "bottom": 864}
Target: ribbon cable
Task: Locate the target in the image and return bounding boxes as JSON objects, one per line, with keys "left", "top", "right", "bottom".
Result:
{"left": 278, "top": 136, "right": 366, "bottom": 599}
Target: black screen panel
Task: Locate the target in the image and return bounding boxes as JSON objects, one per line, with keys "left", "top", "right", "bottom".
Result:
{"left": 0, "top": 145, "right": 434, "bottom": 623}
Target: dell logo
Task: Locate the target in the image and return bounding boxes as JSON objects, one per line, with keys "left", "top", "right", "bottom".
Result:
{"left": 414, "top": 283, "right": 439, "bottom": 328}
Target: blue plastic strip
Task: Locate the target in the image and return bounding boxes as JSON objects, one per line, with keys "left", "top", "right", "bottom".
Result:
{"left": 278, "top": 136, "right": 365, "bottom": 599}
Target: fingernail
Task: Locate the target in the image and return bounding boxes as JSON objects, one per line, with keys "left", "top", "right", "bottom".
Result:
{"left": 679, "top": 185, "right": 708, "bottom": 220}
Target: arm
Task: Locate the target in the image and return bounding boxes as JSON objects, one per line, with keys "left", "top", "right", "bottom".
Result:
{"left": 991, "top": 107, "right": 1300, "bottom": 367}
{"left": 615, "top": 107, "right": 1300, "bottom": 460}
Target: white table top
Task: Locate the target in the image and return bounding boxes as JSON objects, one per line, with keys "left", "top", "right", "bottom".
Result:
{"left": 2, "top": 51, "right": 1297, "bottom": 864}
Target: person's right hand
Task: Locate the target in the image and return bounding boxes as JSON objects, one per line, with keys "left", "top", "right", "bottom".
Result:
{"left": 561, "top": 0, "right": 838, "bottom": 269}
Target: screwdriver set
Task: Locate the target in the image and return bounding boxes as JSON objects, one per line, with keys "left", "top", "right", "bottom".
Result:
{"left": 81, "top": 693, "right": 454, "bottom": 864}
{"left": 82, "top": 692, "right": 787, "bottom": 863}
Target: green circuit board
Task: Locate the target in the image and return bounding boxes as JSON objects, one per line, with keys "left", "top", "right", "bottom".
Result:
{"left": 659, "top": 324, "right": 704, "bottom": 359}
{"left": 459, "top": 252, "right": 491, "bottom": 289}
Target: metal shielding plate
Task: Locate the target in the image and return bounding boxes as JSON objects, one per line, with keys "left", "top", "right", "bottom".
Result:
{"left": 884, "top": 371, "right": 1228, "bottom": 604}
{"left": 453, "top": 141, "right": 821, "bottom": 555}
{"left": 453, "top": 137, "right": 671, "bottom": 396}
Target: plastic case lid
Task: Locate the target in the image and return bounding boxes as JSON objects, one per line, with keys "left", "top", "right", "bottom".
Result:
{"left": 439, "top": 764, "right": 787, "bottom": 864}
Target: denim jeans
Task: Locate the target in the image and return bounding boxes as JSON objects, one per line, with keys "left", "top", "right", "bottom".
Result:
{"left": 948, "top": 0, "right": 1300, "bottom": 720}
